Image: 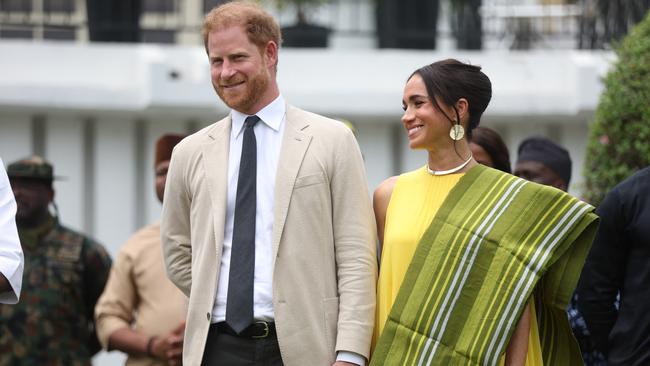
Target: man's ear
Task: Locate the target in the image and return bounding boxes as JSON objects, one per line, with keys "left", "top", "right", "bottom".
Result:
{"left": 264, "top": 40, "right": 278, "bottom": 69}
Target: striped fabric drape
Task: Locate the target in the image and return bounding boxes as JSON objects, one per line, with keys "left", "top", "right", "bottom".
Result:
{"left": 371, "top": 165, "right": 598, "bottom": 366}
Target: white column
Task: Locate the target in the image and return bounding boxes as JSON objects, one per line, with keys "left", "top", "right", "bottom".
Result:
{"left": 93, "top": 118, "right": 137, "bottom": 256}
{"left": 0, "top": 114, "right": 33, "bottom": 162}
{"left": 45, "top": 115, "right": 87, "bottom": 233}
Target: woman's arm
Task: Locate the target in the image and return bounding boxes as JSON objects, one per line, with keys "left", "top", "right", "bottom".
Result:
{"left": 504, "top": 301, "right": 531, "bottom": 366}
{"left": 373, "top": 176, "right": 397, "bottom": 252}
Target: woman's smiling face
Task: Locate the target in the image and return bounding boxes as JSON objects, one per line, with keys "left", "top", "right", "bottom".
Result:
{"left": 401, "top": 73, "right": 454, "bottom": 150}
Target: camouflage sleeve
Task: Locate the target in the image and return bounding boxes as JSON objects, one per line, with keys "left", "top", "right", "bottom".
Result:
{"left": 82, "top": 238, "right": 112, "bottom": 356}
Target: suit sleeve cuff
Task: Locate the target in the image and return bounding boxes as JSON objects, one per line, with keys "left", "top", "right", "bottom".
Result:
{"left": 336, "top": 351, "right": 366, "bottom": 366}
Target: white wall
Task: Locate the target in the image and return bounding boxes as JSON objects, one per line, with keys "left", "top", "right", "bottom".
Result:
{"left": 44, "top": 116, "right": 87, "bottom": 233}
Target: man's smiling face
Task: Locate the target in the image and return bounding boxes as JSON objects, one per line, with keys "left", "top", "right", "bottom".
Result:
{"left": 208, "top": 25, "right": 274, "bottom": 115}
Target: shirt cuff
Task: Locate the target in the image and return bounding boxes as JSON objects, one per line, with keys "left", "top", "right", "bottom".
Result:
{"left": 0, "top": 253, "right": 23, "bottom": 304}
{"left": 336, "top": 351, "right": 366, "bottom": 366}
{"left": 95, "top": 314, "right": 132, "bottom": 349}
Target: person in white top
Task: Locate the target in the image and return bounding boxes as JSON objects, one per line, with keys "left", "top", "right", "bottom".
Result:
{"left": 0, "top": 157, "right": 24, "bottom": 304}
{"left": 161, "top": 2, "right": 376, "bottom": 366}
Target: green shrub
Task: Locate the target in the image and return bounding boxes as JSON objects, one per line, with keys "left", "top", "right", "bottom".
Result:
{"left": 584, "top": 10, "right": 650, "bottom": 206}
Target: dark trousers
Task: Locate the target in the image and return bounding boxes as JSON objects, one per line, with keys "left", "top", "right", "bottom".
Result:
{"left": 201, "top": 323, "right": 284, "bottom": 366}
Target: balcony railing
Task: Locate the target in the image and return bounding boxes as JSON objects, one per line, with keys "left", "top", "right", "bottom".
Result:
{"left": 0, "top": 0, "right": 637, "bottom": 49}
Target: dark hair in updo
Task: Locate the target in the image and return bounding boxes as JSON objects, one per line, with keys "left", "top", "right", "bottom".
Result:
{"left": 410, "top": 59, "right": 492, "bottom": 139}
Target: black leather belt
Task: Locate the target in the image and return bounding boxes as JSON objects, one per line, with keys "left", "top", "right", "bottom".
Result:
{"left": 214, "top": 321, "right": 276, "bottom": 339}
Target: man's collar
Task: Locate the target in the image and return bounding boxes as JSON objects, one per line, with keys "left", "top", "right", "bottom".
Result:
{"left": 231, "top": 95, "right": 286, "bottom": 137}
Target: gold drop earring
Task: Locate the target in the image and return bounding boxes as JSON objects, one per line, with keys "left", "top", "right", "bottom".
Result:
{"left": 449, "top": 122, "right": 464, "bottom": 141}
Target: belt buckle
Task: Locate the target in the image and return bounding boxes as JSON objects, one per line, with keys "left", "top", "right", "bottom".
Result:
{"left": 252, "top": 321, "right": 270, "bottom": 339}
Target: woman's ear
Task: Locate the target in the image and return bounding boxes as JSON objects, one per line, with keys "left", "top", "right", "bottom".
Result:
{"left": 455, "top": 98, "right": 469, "bottom": 123}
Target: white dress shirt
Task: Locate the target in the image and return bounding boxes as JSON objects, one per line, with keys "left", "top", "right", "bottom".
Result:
{"left": 0, "top": 158, "right": 24, "bottom": 304}
{"left": 213, "top": 95, "right": 286, "bottom": 322}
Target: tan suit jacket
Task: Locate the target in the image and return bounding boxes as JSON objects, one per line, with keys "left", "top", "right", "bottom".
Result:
{"left": 161, "top": 105, "right": 377, "bottom": 366}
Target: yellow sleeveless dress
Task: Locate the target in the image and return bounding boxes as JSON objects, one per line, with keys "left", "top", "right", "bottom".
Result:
{"left": 374, "top": 166, "right": 544, "bottom": 365}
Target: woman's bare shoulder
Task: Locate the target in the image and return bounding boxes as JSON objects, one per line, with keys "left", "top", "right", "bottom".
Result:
{"left": 374, "top": 176, "right": 399, "bottom": 206}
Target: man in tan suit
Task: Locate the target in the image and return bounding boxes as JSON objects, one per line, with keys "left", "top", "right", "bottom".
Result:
{"left": 160, "top": 2, "right": 377, "bottom": 366}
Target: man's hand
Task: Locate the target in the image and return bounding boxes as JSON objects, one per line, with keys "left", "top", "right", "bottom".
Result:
{"left": 333, "top": 362, "right": 359, "bottom": 366}
{"left": 150, "top": 321, "right": 185, "bottom": 365}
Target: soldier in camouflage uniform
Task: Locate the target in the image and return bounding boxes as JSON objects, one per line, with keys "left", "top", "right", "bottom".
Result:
{"left": 0, "top": 156, "right": 112, "bottom": 365}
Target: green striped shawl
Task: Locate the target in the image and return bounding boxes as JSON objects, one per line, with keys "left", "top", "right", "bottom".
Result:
{"left": 371, "top": 165, "right": 598, "bottom": 366}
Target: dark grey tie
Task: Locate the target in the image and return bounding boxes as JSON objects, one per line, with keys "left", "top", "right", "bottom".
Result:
{"left": 226, "top": 115, "right": 260, "bottom": 334}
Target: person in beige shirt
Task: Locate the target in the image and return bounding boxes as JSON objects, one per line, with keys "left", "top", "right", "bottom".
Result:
{"left": 96, "top": 134, "right": 187, "bottom": 365}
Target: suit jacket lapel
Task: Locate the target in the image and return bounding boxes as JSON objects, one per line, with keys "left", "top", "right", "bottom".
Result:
{"left": 272, "top": 106, "right": 311, "bottom": 268}
{"left": 202, "top": 117, "right": 231, "bottom": 263}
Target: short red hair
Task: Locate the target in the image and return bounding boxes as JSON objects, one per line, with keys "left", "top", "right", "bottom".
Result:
{"left": 202, "top": 1, "right": 282, "bottom": 53}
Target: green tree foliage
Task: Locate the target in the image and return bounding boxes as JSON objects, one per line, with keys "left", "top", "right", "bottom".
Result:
{"left": 584, "top": 10, "right": 650, "bottom": 205}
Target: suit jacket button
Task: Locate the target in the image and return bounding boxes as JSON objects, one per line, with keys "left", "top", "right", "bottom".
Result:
{"left": 207, "top": 312, "right": 211, "bottom": 321}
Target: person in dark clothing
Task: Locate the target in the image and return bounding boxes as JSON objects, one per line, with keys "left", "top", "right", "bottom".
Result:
{"left": 578, "top": 166, "right": 650, "bottom": 366}
{"left": 0, "top": 156, "right": 112, "bottom": 366}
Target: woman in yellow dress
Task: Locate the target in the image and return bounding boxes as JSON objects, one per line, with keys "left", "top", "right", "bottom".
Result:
{"left": 371, "top": 59, "right": 598, "bottom": 365}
